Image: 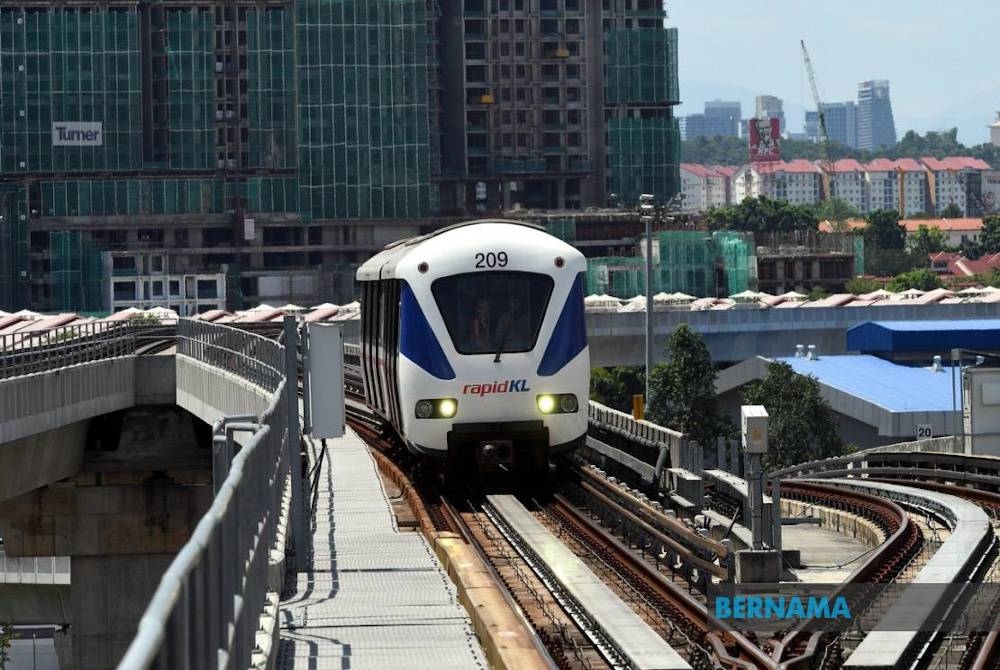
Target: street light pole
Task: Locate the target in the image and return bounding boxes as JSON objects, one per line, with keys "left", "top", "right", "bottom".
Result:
{"left": 640, "top": 195, "right": 655, "bottom": 407}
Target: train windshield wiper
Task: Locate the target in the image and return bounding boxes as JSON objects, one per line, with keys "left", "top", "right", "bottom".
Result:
{"left": 494, "top": 315, "right": 518, "bottom": 363}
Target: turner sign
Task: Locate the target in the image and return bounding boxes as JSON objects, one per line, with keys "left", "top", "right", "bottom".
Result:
{"left": 52, "top": 122, "right": 103, "bottom": 146}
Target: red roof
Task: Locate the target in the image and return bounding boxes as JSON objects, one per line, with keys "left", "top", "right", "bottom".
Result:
{"left": 772, "top": 159, "right": 820, "bottom": 174}
{"left": 920, "top": 156, "right": 992, "bottom": 172}
{"left": 930, "top": 251, "right": 1000, "bottom": 277}
{"left": 865, "top": 158, "right": 925, "bottom": 172}
{"left": 827, "top": 158, "right": 866, "bottom": 173}
{"left": 680, "top": 163, "right": 721, "bottom": 178}
{"left": 901, "top": 218, "right": 982, "bottom": 232}
{"left": 711, "top": 165, "right": 739, "bottom": 178}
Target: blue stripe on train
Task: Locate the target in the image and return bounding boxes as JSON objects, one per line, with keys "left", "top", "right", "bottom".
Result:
{"left": 537, "top": 272, "right": 587, "bottom": 376}
{"left": 400, "top": 282, "right": 456, "bottom": 380}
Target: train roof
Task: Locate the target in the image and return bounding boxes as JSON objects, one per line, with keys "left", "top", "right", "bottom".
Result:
{"left": 357, "top": 219, "right": 554, "bottom": 281}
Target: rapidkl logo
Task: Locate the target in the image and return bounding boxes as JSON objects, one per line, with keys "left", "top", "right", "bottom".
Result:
{"left": 462, "top": 379, "right": 531, "bottom": 397}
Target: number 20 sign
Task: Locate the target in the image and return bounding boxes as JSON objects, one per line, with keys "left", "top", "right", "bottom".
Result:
{"left": 916, "top": 424, "right": 933, "bottom": 440}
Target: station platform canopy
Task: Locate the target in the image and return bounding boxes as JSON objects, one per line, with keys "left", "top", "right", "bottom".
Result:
{"left": 847, "top": 319, "right": 1000, "bottom": 354}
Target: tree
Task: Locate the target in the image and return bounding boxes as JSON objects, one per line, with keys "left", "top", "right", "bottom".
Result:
{"left": 980, "top": 214, "right": 1000, "bottom": 254}
{"left": 939, "top": 202, "right": 964, "bottom": 219}
{"left": 0, "top": 624, "right": 17, "bottom": 670}
{"left": 742, "top": 362, "right": 844, "bottom": 470}
{"left": 907, "top": 224, "right": 947, "bottom": 256}
{"left": 590, "top": 366, "right": 644, "bottom": 413}
{"left": 813, "top": 197, "right": 860, "bottom": 225}
{"left": 887, "top": 268, "right": 944, "bottom": 292}
{"left": 844, "top": 276, "right": 884, "bottom": 294}
{"left": 864, "top": 209, "right": 906, "bottom": 250}
{"left": 807, "top": 286, "right": 828, "bottom": 300}
{"left": 706, "top": 196, "right": 819, "bottom": 233}
{"left": 647, "top": 325, "right": 729, "bottom": 450}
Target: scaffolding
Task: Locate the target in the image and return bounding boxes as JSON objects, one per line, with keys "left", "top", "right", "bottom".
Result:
{"left": 296, "top": 0, "right": 434, "bottom": 219}
{"left": 604, "top": 28, "right": 679, "bottom": 105}
{"left": 0, "top": 186, "right": 27, "bottom": 310}
{"left": 0, "top": 7, "right": 142, "bottom": 174}
{"left": 50, "top": 231, "right": 104, "bottom": 312}
{"left": 248, "top": 8, "right": 296, "bottom": 170}
{"left": 714, "top": 231, "right": 757, "bottom": 294}
{"left": 544, "top": 217, "right": 576, "bottom": 243}
{"left": 165, "top": 9, "right": 214, "bottom": 170}
{"left": 607, "top": 116, "right": 681, "bottom": 205}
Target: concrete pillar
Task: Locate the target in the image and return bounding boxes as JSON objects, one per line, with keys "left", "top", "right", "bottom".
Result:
{"left": 556, "top": 179, "right": 566, "bottom": 209}
{"left": 0, "top": 472, "right": 213, "bottom": 670}
{"left": 501, "top": 181, "right": 512, "bottom": 212}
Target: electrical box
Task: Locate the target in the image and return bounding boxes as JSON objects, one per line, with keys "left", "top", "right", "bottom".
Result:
{"left": 306, "top": 323, "right": 345, "bottom": 439}
{"left": 741, "top": 405, "right": 769, "bottom": 454}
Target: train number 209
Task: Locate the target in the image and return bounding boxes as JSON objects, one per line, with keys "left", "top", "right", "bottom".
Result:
{"left": 474, "top": 251, "right": 508, "bottom": 268}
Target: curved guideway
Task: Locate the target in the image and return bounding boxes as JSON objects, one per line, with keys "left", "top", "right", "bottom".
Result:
{"left": 798, "top": 478, "right": 993, "bottom": 670}
{"left": 486, "top": 494, "right": 691, "bottom": 670}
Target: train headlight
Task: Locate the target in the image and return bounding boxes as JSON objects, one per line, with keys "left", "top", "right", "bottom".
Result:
{"left": 415, "top": 399, "right": 458, "bottom": 419}
{"left": 537, "top": 395, "right": 557, "bottom": 414}
{"left": 537, "top": 393, "right": 579, "bottom": 415}
{"left": 559, "top": 394, "right": 579, "bottom": 413}
{"left": 415, "top": 400, "right": 434, "bottom": 419}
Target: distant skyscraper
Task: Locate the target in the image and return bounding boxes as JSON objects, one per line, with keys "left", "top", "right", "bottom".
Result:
{"left": 755, "top": 95, "right": 785, "bottom": 134}
{"left": 990, "top": 111, "right": 1000, "bottom": 148}
{"left": 804, "top": 101, "right": 857, "bottom": 149}
{"left": 683, "top": 100, "right": 740, "bottom": 140}
{"left": 857, "top": 80, "right": 897, "bottom": 151}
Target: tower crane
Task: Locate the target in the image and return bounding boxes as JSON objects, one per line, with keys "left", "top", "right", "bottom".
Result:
{"left": 800, "top": 40, "right": 834, "bottom": 198}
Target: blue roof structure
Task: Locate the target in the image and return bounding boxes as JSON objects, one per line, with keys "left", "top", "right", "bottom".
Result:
{"left": 847, "top": 320, "right": 1000, "bottom": 354}
{"left": 775, "top": 355, "right": 956, "bottom": 412}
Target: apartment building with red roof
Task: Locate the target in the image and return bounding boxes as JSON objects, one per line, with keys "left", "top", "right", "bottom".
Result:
{"left": 732, "top": 159, "right": 822, "bottom": 205}
{"left": 920, "top": 156, "right": 995, "bottom": 216}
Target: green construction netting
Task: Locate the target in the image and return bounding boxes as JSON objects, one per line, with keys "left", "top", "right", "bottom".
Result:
{"left": 0, "top": 186, "right": 27, "bottom": 310}
{"left": 545, "top": 218, "right": 575, "bottom": 243}
{"left": 853, "top": 236, "right": 866, "bottom": 275}
{"left": 248, "top": 8, "right": 297, "bottom": 170}
{"left": 714, "top": 231, "right": 757, "bottom": 294}
{"left": 50, "top": 231, "right": 103, "bottom": 312}
{"left": 0, "top": 8, "right": 141, "bottom": 174}
{"left": 657, "top": 231, "right": 717, "bottom": 297}
{"left": 167, "top": 9, "right": 214, "bottom": 170}
{"left": 296, "top": 0, "right": 434, "bottom": 219}
{"left": 604, "top": 28, "right": 679, "bottom": 104}
{"left": 607, "top": 116, "right": 681, "bottom": 206}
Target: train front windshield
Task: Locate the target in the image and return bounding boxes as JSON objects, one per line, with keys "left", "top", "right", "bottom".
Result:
{"left": 432, "top": 272, "right": 553, "bottom": 355}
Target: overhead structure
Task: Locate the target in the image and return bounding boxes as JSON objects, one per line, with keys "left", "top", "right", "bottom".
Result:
{"left": 800, "top": 39, "right": 834, "bottom": 194}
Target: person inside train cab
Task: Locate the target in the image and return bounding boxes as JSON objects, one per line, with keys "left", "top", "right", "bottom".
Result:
{"left": 494, "top": 294, "right": 529, "bottom": 351}
{"left": 468, "top": 299, "right": 492, "bottom": 350}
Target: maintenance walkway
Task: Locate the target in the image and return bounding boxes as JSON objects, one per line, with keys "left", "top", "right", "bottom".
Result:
{"left": 278, "top": 429, "right": 487, "bottom": 669}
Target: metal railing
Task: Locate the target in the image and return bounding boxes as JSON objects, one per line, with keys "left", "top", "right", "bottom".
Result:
{"left": 0, "top": 321, "right": 137, "bottom": 380}
{"left": 119, "top": 319, "right": 289, "bottom": 669}
{"left": 177, "top": 319, "right": 284, "bottom": 393}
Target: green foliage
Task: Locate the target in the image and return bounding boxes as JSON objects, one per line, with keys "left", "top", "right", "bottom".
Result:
{"left": 0, "top": 624, "right": 18, "bottom": 670}
{"left": 807, "top": 286, "right": 828, "bottom": 300}
{"left": 865, "top": 248, "right": 926, "bottom": 277}
{"left": 939, "top": 202, "right": 964, "bottom": 219}
{"left": 647, "top": 325, "right": 729, "bottom": 449}
{"left": 128, "top": 312, "right": 161, "bottom": 325}
{"left": 741, "top": 362, "right": 845, "bottom": 470}
{"left": 844, "top": 276, "right": 883, "bottom": 294}
{"left": 887, "top": 268, "right": 944, "bottom": 292}
{"left": 812, "top": 197, "right": 860, "bottom": 224}
{"left": 980, "top": 215, "right": 1000, "bottom": 254}
{"left": 681, "top": 128, "right": 1000, "bottom": 169}
{"left": 706, "top": 196, "right": 818, "bottom": 233}
{"left": 907, "top": 224, "right": 947, "bottom": 256}
{"left": 590, "top": 366, "right": 644, "bottom": 413}
{"left": 863, "top": 209, "right": 905, "bottom": 250}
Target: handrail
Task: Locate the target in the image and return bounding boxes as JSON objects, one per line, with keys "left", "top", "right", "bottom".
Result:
{"left": 118, "top": 319, "right": 289, "bottom": 669}
{"left": 0, "top": 321, "right": 136, "bottom": 380}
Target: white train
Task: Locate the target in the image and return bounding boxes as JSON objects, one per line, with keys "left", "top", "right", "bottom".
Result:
{"left": 356, "top": 219, "right": 589, "bottom": 475}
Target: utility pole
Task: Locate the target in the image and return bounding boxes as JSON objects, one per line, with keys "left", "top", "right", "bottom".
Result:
{"left": 639, "top": 194, "right": 656, "bottom": 407}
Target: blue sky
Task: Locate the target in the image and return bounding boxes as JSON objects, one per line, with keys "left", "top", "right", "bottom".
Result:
{"left": 669, "top": 1, "right": 999, "bottom": 145}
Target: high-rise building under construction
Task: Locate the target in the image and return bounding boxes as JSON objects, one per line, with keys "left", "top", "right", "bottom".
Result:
{"left": 0, "top": 0, "right": 679, "bottom": 313}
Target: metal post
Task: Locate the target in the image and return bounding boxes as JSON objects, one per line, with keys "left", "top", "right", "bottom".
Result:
{"left": 301, "top": 319, "right": 312, "bottom": 435}
{"left": 284, "top": 315, "right": 306, "bottom": 572}
{"left": 771, "top": 478, "right": 782, "bottom": 552}
{"left": 952, "top": 348, "right": 960, "bottom": 436}
{"left": 645, "top": 213, "right": 653, "bottom": 403}
{"left": 747, "top": 452, "right": 763, "bottom": 550}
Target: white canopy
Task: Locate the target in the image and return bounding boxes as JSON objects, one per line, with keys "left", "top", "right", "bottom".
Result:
{"left": 279, "top": 303, "right": 306, "bottom": 312}
{"left": 248, "top": 303, "right": 275, "bottom": 312}
{"left": 778, "top": 290, "right": 807, "bottom": 300}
